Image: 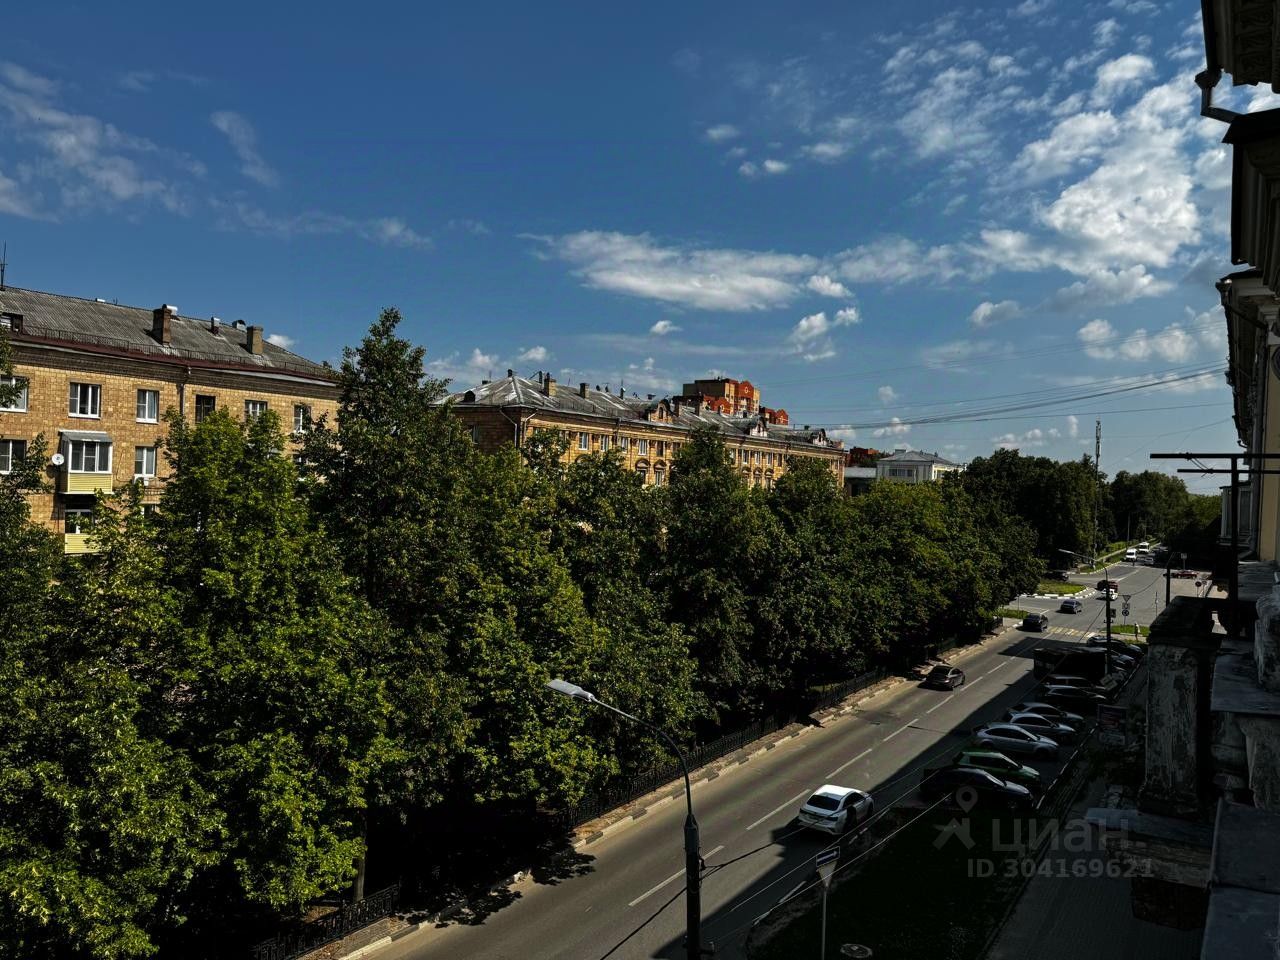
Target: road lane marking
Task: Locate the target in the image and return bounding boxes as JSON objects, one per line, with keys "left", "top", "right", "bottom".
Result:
{"left": 882, "top": 718, "right": 919, "bottom": 742}
{"left": 989, "top": 661, "right": 1008, "bottom": 672}
{"left": 924, "top": 694, "right": 955, "bottom": 715}
{"left": 745, "top": 789, "right": 811, "bottom": 831}
{"left": 627, "top": 847, "right": 722, "bottom": 908}
{"left": 827, "top": 747, "right": 874, "bottom": 779}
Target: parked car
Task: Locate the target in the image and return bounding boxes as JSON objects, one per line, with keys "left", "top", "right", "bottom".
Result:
{"left": 1096, "top": 579, "right": 1119, "bottom": 591}
{"left": 923, "top": 665, "right": 966, "bottom": 690}
{"left": 1173, "top": 569, "right": 1198, "bottom": 579}
{"left": 971, "top": 723, "right": 1060, "bottom": 759}
{"left": 796, "top": 784, "right": 874, "bottom": 835}
{"left": 1006, "top": 711, "right": 1079, "bottom": 743}
{"left": 1044, "top": 674, "right": 1104, "bottom": 690}
{"left": 1040, "top": 685, "right": 1109, "bottom": 712}
{"left": 919, "top": 765, "right": 1035, "bottom": 811}
{"left": 1059, "top": 597, "right": 1083, "bottom": 614}
{"left": 954, "top": 749, "right": 1043, "bottom": 789}
{"left": 1086, "top": 636, "right": 1145, "bottom": 659}
{"left": 1007, "top": 701, "right": 1084, "bottom": 727}
{"left": 1021, "top": 613, "right": 1049, "bottom": 632}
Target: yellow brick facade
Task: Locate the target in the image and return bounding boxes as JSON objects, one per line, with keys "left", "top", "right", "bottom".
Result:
{"left": 1, "top": 344, "right": 337, "bottom": 546}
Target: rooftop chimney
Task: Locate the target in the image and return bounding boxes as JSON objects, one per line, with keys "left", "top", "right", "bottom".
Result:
{"left": 209, "top": 316, "right": 221, "bottom": 334}
{"left": 151, "top": 304, "right": 176, "bottom": 345}
{"left": 507, "top": 368, "right": 514, "bottom": 378}
{"left": 579, "top": 382, "right": 589, "bottom": 397}
{"left": 232, "top": 319, "right": 246, "bottom": 329}
{"left": 246, "top": 324, "right": 264, "bottom": 355}
{"left": 543, "top": 374, "right": 556, "bottom": 396}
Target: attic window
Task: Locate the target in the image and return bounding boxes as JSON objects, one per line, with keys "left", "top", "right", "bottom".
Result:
{"left": 0, "top": 312, "right": 22, "bottom": 332}
{"left": 463, "top": 390, "right": 476, "bottom": 403}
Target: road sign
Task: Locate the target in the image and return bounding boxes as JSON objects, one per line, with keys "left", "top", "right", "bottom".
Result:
{"left": 1097, "top": 704, "right": 1127, "bottom": 747}
{"left": 816, "top": 848, "right": 839, "bottom": 887}
{"left": 1122, "top": 604, "right": 1130, "bottom": 617}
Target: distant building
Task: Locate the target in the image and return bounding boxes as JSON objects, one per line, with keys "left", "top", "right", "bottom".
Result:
{"left": 874, "top": 448, "right": 962, "bottom": 484}
{"left": 449, "top": 371, "right": 842, "bottom": 489}
{"left": 845, "top": 446, "right": 883, "bottom": 468}
{"left": 0, "top": 286, "right": 338, "bottom": 552}
{"left": 843, "top": 466, "right": 876, "bottom": 496}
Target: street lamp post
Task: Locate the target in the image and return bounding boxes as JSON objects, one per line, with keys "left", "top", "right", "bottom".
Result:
{"left": 1060, "top": 549, "right": 1113, "bottom": 675}
{"left": 546, "top": 679, "right": 703, "bottom": 960}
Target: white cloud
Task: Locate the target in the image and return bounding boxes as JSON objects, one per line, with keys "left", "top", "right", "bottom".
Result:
{"left": 1090, "top": 54, "right": 1154, "bottom": 107}
{"left": 827, "top": 425, "right": 858, "bottom": 443}
{"left": 762, "top": 158, "right": 789, "bottom": 175}
{"left": 1009, "top": 111, "right": 1120, "bottom": 183}
{"left": 836, "top": 236, "right": 969, "bottom": 284}
{"left": 704, "top": 123, "right": 740, "bottom": 142}
{"left": 992, "top": 427, "right": 1047, "bottom": 450}
{"left": 212, "top": 200, "right": 431, "bottom": 248}
{"left": 0, "top": 62, "right": 57, "bottom": 97}
{"left": 789, "top": 311, "right": 831, "bottom": 345}
{"left": 1076, "top": 317, "right": 1198, "bottom": 362}
{"left": 517, "top": 345, "right": 549, "bottom": 363}
{"left": 896, "top": 66, "right": 1002, "bottom": 165}
{"left": 834, "top": 306, "right": 861, "bottom": 325}
{"left": 210, "top": 110, "right": 280, "bottom": 187}
{"left": 1012, "top": 0, "right": 1052, "bottom": 16}
{"left": 649, "top": 319, "right": 681, "bottom": 336}
{"left": 528, "top": 231, "right": 819, "bottom": 311}
{"left": 266, "top": 333, "right": 295, "bottom": 348}
{"left": 878, "top": 385, "right": 898, "bottom": 404}
{"left": 1067, "top": 414, "right": 1080, "bottom": 438}
{"left": 987, "top": 55, "right": 1028, "bottom": 78}
{"left": 806, "top": 274, "right": 851, "bottom": 298}
{"left": 921, "top": 337, "right": 1008, "bottom": 370}
{"left": 802, "top": 141, "right": 852, "bottom": 162}
{"left": 968, "top": 299, "right": 1021, "bottom": 328}
{"left": 873, "top": 417, "right": 911, "bottom": 438}
{"left": 447, "top": 218, "right": 490, "bottom": 235}
{"left": 1093, "top": 19, "right": 1121, "bottom": 48}
{"left": 1044, "top": 265, "right": 1172, "bottom": 310}
{"left": 738, "top": 160, "right": 759, "bottom": 178}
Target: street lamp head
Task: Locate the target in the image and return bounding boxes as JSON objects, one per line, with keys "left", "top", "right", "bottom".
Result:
{"left": 546, "top": 678, "right": 597, "bottom": 703}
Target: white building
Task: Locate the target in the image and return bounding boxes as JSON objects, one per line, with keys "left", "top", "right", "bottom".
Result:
{"left": 875, "top": 448, "right": 962, "bottom": 484}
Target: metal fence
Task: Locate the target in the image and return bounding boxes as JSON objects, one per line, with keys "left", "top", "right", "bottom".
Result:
{"left": 248, "top": 884, "right": 400, "bottom": 960}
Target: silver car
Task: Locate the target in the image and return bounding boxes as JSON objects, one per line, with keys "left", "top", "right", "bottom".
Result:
{"left": 1006, "top": 712, "right": 1078, "bottom": 743}
{"left": 972, "top": 723, "right": 1060, "bottom": 759}
{"left": 796, "top": 784, "right": 874, "bottom": 835}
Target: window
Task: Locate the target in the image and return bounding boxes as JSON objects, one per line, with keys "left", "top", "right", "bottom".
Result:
{"left": 136, "top": 389, "right": 159, "bottom": 423}
{"left": 133, "top": 446, "right": 157, "bottom": 479}
{"left": 244, "top": 399, "right": 268, "bottom": 421}
{"left": 0, "top": 438, "right": 26, "bottom": 473}
{"left": 194, "top": 395, "right": 216, "bottom": 423}
{"left": 753, "top": 451, "right": 760, "bottom": 464}
{"left": 65, "top": 509, "right": 91, "bottom": 535}
{"left": 293, "top": 453, "right": 306, "bottom": 467}
{"left": 469, "top": 425, "right": 480, "bottom": 443}
{"left": 68, "top": 382, "right": 101, "bottom": 418}
{"left": 636, "top": 438, "right": 649, "bottom": 455}
{"left": 617, "top": 436, "right": 629, "bottom": 450}
{"left": 653, "top": 467, "right": 665, "bottom": 487}
{"left": 69, "top": 439, "right": 111, "bottom": 473}
{"left": 0, "top": 312, "right": 22, "bottom": 332}
{"left": 578, "top": 431, "right": 589, "bottom": 450}
{"left": 656, "top": 441, "right": 666, "bottom": 457}
{"left": 600, "top": 436, "right": 610, "bottom": 451}
{"left": 635, "top": 464, "right": 648, "bottom": 482}
{"left": 292, "top": 404, "right": 311, "bottom": 433}
{"left": 0, "top": 375, "right": 27, "bottom": 412}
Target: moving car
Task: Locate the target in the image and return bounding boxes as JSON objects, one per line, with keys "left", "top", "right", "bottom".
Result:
{"left": 1021, "top": 613, "right": 1049, "bottom": 632}
{"left": 1006, "top": 711, "right": 1078, "bottom": 743}
{"left": 796, "top": 784, "right": 874, "bottom": 835}
{"left": 1124, "top": 548, "right": 1138, "bottom": 562}
{"left": 1059, "top": 597, "right": 1083, "bottom": 614}
{"left": 971, "top": 723, "right": 1060, "bottom": 759}
{"left": 1138, "top": 541, "right": 1151, "bottom": 550}
{"left": 1096, "top": 579, "right": 1119, "bottom": 591}
{"left": 1007, "top": 701, "right": 1084, "bottom": 727}
{"left": 923, "top": 665, "right": 966, "bottom": 690}
{"left": 1104, "top": 589, "right": 1119, "bottom": 602}
{"left": 954, "top": 749, "right": 1042, "bottom": 789}
{"left": 919, "top": 765, "right": 1035, "bottom": 811}
{"left": 1046, "top": 569, "right": 1072, "bottom": 582}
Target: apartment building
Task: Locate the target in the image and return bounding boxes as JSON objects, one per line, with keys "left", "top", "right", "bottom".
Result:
{"left": 449, "top": 371, "right": 843, "bottom": 487}
{"left": 0, "top": 286, "right": 338, "bottom": 552}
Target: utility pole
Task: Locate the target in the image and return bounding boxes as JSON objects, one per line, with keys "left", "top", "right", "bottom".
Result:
{"left": 1093, "top": 420, "right": 1101, "bottom": 560}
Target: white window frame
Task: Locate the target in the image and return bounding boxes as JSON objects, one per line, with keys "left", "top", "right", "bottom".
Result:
{"left": 65, "top": 508, "right": 92, "bottom": 535}
{"left": 577, "top": 432, "right": 589, "bottom": 450}
{"left": 617, "top": 436, "right": 629, "bottom": 450}
{"left": 136, "top": 388, "right": 160, "bottom": 423}
{"left": 634, "top": 464, "right": 648, "bottom": 482}
{"left": 68, "top": 439, "right": 112, "bottom": 473}
{"left": 653, "top": 467, "right": 665, "bottom": 487}
{"left": 636, "top": 438, "right": 649, "bottom": 455}
{"left": 0, "top": 438, "right": 26, "bottom": 473}
{"left": 244, "top": 399, "right": 268, "bottom": 421}
{"left": 292, "top": 403, "right": 311, "bottom": 433}
{"left": 68, "top": 382, "right": 101, "bottom": 419}
{"left": 600, "top": 436, "right": 611, "bottom": 451}
{"left": 133, "top": 445, "right": 157, "bottom": 479}
{"left": 0, "top": 375, "right": 28, "bottom": 412}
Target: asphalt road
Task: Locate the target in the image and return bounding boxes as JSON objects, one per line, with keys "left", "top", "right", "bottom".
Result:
{"left": 377, "top": 614, "right": 1134, "bottom": 960}
{"left": 1018, "top": 560, "right": 1210, "bottom": 630}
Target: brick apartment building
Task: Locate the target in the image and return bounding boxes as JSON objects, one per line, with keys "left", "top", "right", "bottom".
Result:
{"left": 449, "top": 370, "right": 843, "bottom": 487}
{"left": 0, "top": 286, "right": 338, "bottom": 552}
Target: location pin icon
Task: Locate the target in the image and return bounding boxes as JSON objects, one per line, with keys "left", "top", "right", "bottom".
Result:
{"left": 956, "top": 786, "right": 978, "bottom": 813}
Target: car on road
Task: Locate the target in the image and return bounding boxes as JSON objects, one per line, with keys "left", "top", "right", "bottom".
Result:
{"left": 796, "top": 784, "right": 874, "bottom": 835}
{"left": 971, "top": 723, "right": 1060, "bottom": 759}
{"left": 1046, "top": 569, "right": 1072, "bottom": 581}
{"left": 1006, "top": 711, "right": 1079, "bottom": 743}
{"left": 954, "top": 749, "right": 1042, "bottom": 789}
{"left": 1040, "top": 685, "right": 1109, "bottom": 712}
{"left": 1007, "top": 701, "right": 1084, "bottom": 727}
{"left": 1173, "top": 569, "right": 1198, "bottom": 579}
{"left": 919, "top": 765, "right": 1036, "bottom": 811}
{"left": 1124, "top": 548, "right": 1138, "bottom": 561}
{"left": 1103, "top": 589, "right": 1119, "bottom": 602}
{"left": 923, "top": 665, "right": 966, "bottom": 690}
{"left": 1086, "top": 636, "right": 1145, "bottom": 659}
{"left": 1059, "top": 597, "right": 1083, "bottom": 614}
{"left": 1096, "top": 579, "right": 1119, "bottom": 592}
{"left": 1021, "top": 613, "right": 1050, "bottom": 632}
{"left": 1138, "top": 541, "right": 1150, "bottom": 550}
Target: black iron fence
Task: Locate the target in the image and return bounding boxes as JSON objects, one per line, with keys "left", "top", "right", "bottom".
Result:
{"left": 249, "top": 884, "right": 400, "bottom": 960}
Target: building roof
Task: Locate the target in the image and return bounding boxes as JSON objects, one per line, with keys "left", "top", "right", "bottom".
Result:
{"left": 449, "top": 372, "right": 842, "bottom": 451}
{"left": 1202, "top": 0, "right": 1280, "bottom": 89}
{"left": 877, "top": 449, "right": 960, "bottom": 466}
{"left": 0, "top": 286, "right": 335, "bottom": 381}
{"left": 844, "top": 466, "right": 877, "bottom": 479}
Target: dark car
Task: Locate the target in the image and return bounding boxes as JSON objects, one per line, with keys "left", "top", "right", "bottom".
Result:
{"left": 919, "top": 765, "right": 1035, "bottom": 811}
{"left": 1041, "top": 685, "right": 1109, "bottom": 713}
{"left": 1044, "top": 673, "right": 1103, "bottom": 690}
{"left": 1007, "top": 701, "right": 1084, "bottom": 727}
{"left": 1096, "top": 579, "right": 1119, "bottom": 591}
{"left": 1046, "top": 569, "right": 1072, "bottom": 581}
{"left": 1173, "top": 569, "right": 1197, "bottom": 579}
{"left": 1059, "top": 598, "right": 1083, "bottom": 614}
{"left": 1021, "top": 613, "right": 1049, "bottom": 632}
{"left": 1086, "top": 636, "right": 1146, "bottom": 659}
{"left": 954, "top": 750, "right": 1043, "bottom": 789}
{"left": 924, "top": 665, "right": 966, "bottom": 690}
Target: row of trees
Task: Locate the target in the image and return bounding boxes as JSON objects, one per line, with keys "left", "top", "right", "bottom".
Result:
{"left": 0, "top": 313, "right": 1045, "bottom": 959}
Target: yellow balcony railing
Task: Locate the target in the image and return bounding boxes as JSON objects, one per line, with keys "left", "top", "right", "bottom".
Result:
{"left": 63, "top": 533, "right": 98, "bottom": 555}
{"left": 63, "top": 472, "right": 113, "bottom": 494}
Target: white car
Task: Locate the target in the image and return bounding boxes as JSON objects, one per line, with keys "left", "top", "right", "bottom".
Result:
{"left": 972, "top": 723, "right": 1060, "bottom": 760}
{"left": 797, "top": 784, "right": 874, "bottom": 835}
{"left": 1124, "top": 548, "right": 1138, "bottom": 562}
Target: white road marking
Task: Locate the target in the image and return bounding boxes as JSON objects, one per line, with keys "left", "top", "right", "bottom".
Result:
{"left": 780, "top": 881, "right": 807, "bottom": 904}
{"left": 882, "top": 718, "right": 919, "bottom": 742}
{"left": 827, "top": 747, "right": 874, "bottom": 779}
{"left": 925, "top": 694, "right": 956, "bottom": 715}
{"left": 627, "top": 846, "right": 722, "bottom": 908}
{"left": 745, "top": 789, "right": 811, "bottom": 831}
{"left": 989, "top": 661, "right": 1008, "bottom": 672}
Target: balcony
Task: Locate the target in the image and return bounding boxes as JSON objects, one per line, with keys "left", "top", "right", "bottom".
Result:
{"left": 63, "top": 532, "right": 96, "bottom": 555}
{"left": 62, "top": 471, "right": 113, "bottom": 495}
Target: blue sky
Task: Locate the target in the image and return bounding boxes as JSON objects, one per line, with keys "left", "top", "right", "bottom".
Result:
{"left": 1, "top": 0, "right": 1270, "bottom": 491}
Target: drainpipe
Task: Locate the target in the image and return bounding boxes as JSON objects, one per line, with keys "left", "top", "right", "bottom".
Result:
{"left": 1195, "top": 68, "right": 1239, "bottom": 123}
{"left": 499, "top": 405, "right": 536, "bottom": 445}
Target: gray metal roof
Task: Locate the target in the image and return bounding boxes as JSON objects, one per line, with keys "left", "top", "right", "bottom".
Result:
{"left": 0, "top": 286, "right": 334, "bottom": 380}
{"left": 877, "top": 449, "right": 959, "bottom": 465}
{"left": 449, "top": 373, "right": 842, "bottom": 451}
